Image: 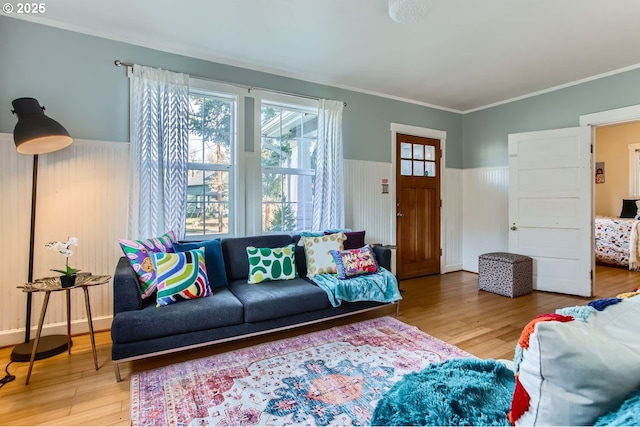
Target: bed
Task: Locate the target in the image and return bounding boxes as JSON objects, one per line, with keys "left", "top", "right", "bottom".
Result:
{"left": 595, "top": 216, "right": 640, "bottom": 270}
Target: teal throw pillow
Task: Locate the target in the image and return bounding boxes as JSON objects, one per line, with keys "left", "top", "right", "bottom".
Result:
{"left": 246, "top": 243, "right": 296, "bottom": 284}
{"left": 153, "top": 247, "right": 212, "bottom": 306}
{"left": 174, "top": 239, "right": 228, "bottom": 288}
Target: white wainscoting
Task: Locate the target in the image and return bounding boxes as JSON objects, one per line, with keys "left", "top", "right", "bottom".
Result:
{"left": 344, "top": 160, "right": 394, "bottom": 245}
{"left": 344, "top": 160, "right": 463, "bottom": 273}
{"left": 0, "top": 133, "right": 129, "bottom": 347}
{"left": 443, "top": 168, "right": 463, "bottom": 272}
{"left": 462, "top": 166, "right": 509, "bottom": 273}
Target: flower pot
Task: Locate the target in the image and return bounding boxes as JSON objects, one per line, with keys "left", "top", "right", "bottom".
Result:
{"left": 60, "top": 275, "right": 76, "bottom": 288}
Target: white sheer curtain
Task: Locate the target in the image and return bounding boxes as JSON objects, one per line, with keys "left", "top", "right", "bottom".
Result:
{"left": 313, "top": 99, "right": 345, "bottom": 230}
{"left": 128, "top": 65, "right": 189, "bottom": 239}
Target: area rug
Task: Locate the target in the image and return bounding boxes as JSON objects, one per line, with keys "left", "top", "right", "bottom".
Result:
{"left": 130, "top": 316, "right": 472, "bottom": 426}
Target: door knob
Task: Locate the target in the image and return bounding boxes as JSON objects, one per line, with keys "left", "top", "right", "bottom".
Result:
{"left": 397, "top": 212, "right": 404, "bottom": 217}
{"left": 510, "top": 223, "right": 517, "bottom": 231}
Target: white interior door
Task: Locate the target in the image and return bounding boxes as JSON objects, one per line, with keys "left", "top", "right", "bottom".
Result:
{"left": 508, "top": 126, "right": 593, "bottom": 297}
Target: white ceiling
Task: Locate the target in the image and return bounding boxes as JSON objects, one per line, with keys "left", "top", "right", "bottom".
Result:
{"left": 10, "top": 0, "right": 640, "bottom": 112}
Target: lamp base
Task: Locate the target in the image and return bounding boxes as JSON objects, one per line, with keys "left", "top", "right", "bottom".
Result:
{"left": 10, "top": 335, "right": 70, "bottom": 362}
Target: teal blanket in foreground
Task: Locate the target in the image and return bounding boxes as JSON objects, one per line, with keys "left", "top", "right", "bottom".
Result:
{"left": 309, "top": 267, "right": 402, "bottom": 307}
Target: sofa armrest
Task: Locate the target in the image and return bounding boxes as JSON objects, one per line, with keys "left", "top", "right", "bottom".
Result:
{"left": 113, "top": 257, "right": 143, "bottom": 313}
{"left": 373, "top": 246, "right": 391, "bottom": 271}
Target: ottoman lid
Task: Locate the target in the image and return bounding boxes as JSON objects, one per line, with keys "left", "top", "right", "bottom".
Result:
{"left": 480, "top": 252, "right": 532, "bottom": 263}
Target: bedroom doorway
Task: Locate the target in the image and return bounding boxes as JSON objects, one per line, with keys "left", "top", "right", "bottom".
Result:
{"left": 582, "top": 104, "right": 640, "bottom": 291}
{"left": 580, "top": 104, "right": 640, "bottom": 289}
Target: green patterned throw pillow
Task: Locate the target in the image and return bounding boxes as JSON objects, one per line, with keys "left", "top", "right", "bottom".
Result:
{"left": 246, "top": 243, "right": 296, "bottom": 284}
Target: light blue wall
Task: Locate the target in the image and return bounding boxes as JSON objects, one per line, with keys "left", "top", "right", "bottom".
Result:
{"left": 462, "top": 68, "right": 640, "bottom": 168}
{"left": 0, "top": 16, "right": 462, "bottom": 168}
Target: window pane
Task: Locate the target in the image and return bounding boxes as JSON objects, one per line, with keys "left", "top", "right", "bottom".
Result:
{"left": 261, "top": 102, "right": 317, "bottom": 232}
{"left": 425, "top": 161, "right": 436, "bottom": 177}
{"left": 189, "top": 94, "right": 233, "bottom": 165}
{"left": 425, "top": 145, "right": 435, "bottom": 160}
{"left": 401, "top": 142, "right": 412, "bottom": 159}
{"left": 413, "top": 144, "right": 424, "bottom": 160}
{"left": 262, "top": 172, "right": 314, "bottom": 232}
{"left": 401, "top": 159, "right": 412, "bottom": 176}
{"left": 413, "top": 160, "right": 425, "bottom": 176}
{"left": 186, "top": 170, "right": 230, "bottom": 236}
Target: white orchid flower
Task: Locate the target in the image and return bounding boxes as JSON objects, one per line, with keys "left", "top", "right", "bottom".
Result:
{"left": 45, "top": 236, "right": 80, "bottom": 276}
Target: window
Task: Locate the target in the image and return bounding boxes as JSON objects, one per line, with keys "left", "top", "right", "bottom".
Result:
{"left": 186, "top": 86, "right": 238, "bottom": 237}
{"left": 260, "top": 101, "right": 318, "bottom": 232}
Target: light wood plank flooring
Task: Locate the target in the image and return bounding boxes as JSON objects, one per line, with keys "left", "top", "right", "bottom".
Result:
{"left": 0, "top": 265, "right": 637, "bottom": 426}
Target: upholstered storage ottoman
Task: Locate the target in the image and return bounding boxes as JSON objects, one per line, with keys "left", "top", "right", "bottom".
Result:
{"left": 478, "top": 252, "right": 533, "bottom": 298}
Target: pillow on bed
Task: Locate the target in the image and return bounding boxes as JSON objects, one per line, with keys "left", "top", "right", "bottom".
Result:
{"left": 619, "top": 199, "right": 640, "bottom": 218}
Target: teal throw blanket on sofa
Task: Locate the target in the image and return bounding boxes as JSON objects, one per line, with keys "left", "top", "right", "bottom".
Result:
{"left": 309, "top": 267, "right": 401, "bottom": 307}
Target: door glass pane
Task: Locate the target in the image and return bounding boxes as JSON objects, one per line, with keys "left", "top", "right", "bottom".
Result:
{"left": 413, "top": 160, "right": 425, "bottom": 177}
{"left": 401, "top": 143, "right": 412, "bottom": 159}
{"left": 413, "top": 144, "right": 424, "bottom": 160}
{"left": 425, "top": 145, "right": 435, "bottom": 161}
{"left": 401, "top": 159, "right": 412, "bottom": 176}
{"left": 425, "top": 161, "right": 436, "bottom": 177}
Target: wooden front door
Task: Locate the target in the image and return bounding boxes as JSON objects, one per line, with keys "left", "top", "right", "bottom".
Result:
{"left": 396, "top": 133, "right": 441, "bottom": 279}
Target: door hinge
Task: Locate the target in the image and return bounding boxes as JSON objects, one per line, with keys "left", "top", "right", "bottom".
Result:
{"left": 590, "top": 144, "right": 593, "bottom": 154}
{"left": 440, "top": 148, "right": 443, "bottom": 158}
{"left": 590, "top": 269, "right": 593, "bottom": 280}
{"left": 439, "top": 248, "right": 442, "bottom": 256}
{"left": 440, "top": 199, "right": 442, "bottom": 208}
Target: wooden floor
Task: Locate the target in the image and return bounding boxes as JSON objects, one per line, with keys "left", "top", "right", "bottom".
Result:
{"left": 0, "top": 265, "right": 638, "bottom": 426}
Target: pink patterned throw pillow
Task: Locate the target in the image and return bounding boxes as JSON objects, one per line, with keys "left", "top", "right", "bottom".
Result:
{"left": 329, "top": 244, "right": 379, "bottom": 279}
{"left": 118, "top": 231, "right": 177, "bottom": 299}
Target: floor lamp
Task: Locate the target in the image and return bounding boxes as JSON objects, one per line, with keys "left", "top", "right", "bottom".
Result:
{"left": 9, "top": 97, "right": 74, "bottom": 362}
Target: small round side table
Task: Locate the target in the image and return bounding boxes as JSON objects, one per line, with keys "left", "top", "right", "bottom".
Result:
{"left": 18, "top": 272, "right": 111, "bottom": 385}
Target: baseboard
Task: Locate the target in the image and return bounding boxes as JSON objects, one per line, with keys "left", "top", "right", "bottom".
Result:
{"left": 0, "top": 315, "right": 113, "bottom": 348}
{"left": 442, "top": 264, "right": 463, "bottom": 274}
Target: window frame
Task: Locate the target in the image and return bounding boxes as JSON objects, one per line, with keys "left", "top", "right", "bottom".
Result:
{"left": 254, "top": 92, "right": 319, "bottom": 234}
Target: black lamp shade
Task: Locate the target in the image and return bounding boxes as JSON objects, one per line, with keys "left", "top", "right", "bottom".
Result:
{"left": 12, "top": 98, "right": 73, "bottom": 155}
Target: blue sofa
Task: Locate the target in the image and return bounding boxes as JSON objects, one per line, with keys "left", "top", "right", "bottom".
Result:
{"left": 110, "top": 233, "right": 397, "bottom": 381}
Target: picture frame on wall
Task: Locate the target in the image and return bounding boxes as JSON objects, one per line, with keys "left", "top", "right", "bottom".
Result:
{"left": 595, "top": 162, "right": 605, "bottom": 184}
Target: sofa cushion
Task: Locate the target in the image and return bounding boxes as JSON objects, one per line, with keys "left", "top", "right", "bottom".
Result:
{"left": 301, "top": 232, "right": 346, "bottom": 275}
{"left": 247, "top": 243, "right": 296, "bottom": 284}
{"left": 221, "top": 234, "right": 294, "bottom": 281}
{"left": 174, "top": 239, "right": 228, "bottom": 288}
{"left": 118, "top": 230, "right": 176, "bottom": 299}
{"left": 509, "top": 295, "right": 640, "bottom": 426}
{"left": 111, "top": 287, "right": 243, "bottom": 343}
{"left": 330, "top": 244, "right": 379, "bottom": 279}
{"left": 228, "top": 278, "right": 330, "bottom": 322}
{"left": 154, "top": 248, "right": 212, "bottom": 307}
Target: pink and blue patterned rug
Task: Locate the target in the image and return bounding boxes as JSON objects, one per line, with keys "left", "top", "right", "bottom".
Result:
{"left": 130, "top": 316, "right": 471, "bottom": 426}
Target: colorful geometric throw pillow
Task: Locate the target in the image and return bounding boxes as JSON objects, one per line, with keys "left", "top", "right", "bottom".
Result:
{"left": 173, "top": 239, "right": 228, "bottom": 288}
{"left": 118, "top": 231, "right": 176, "bottom": 299}
{"left": 301, "top": 232, "right": 346, "bottom": 276}
{"left": 246, "top": 243, "right": 296, "bottom": 284}
{"left": 153, "top": 247, "right": 212, "bottom": 307}
{"left": 329, "top": 244, "right": 379, "bottom": 279}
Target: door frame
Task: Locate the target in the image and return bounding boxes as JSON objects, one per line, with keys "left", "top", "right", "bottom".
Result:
{"left": 390, "top": 123, "right": 447, "bottom": 274}
{"left": 580, "top": 104, "right": 640, "bottom": 288}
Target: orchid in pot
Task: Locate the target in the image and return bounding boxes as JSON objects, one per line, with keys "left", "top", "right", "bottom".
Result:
{"left": 45, "top": 237, "right": 80, "bottom": 288}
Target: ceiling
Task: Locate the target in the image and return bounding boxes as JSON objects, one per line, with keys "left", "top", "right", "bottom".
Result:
{"left": 10, "top": 0, "right": 640, "bottom": 112}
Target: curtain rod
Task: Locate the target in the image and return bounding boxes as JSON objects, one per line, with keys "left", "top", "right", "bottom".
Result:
{"left": 114, "top": 60, "right": 346, "bottom": 107}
